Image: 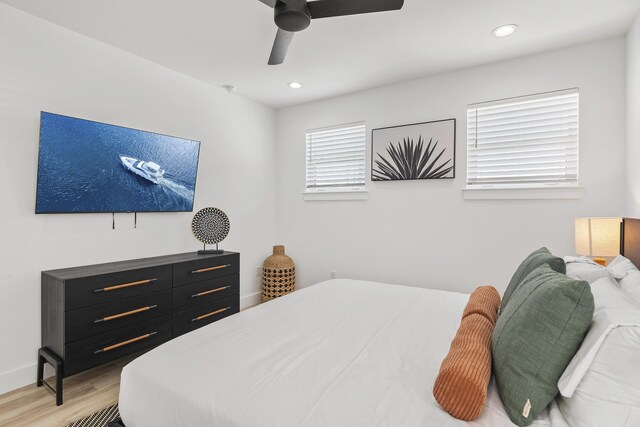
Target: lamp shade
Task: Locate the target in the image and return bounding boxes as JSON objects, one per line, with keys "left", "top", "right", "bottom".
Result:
{"left": 575, "top": 218, "right": 621, "bottom": 257}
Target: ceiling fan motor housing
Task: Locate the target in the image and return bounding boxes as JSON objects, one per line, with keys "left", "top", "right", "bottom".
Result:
{"left": 274, "top": 1, "right": 311, "bottom": 32}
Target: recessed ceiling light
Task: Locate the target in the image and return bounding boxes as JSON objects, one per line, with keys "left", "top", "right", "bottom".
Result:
{"left": 492, "top": 24, "right": 519, "bottom": 37}
{"left": 288, "top": 82, "right": 303, "bottom": 89}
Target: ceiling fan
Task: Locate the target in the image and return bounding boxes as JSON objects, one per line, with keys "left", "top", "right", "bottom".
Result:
{"left": 258, "top": 0, "right": 405, "bottom": 65}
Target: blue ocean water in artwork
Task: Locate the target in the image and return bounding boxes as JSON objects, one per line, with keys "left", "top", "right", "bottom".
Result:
{"left": 36, "top": 112, "right": 200, "bottom": 213}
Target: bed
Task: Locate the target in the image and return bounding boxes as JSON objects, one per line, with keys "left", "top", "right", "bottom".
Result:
{"left": 117, "top": 219, "right": 640, "bottom": 427}
{"left": 118, "top": 279, "right": 557, "bottom": 427}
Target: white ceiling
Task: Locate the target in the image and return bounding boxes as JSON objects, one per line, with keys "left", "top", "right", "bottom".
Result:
{"left": 2, "top": 0, "right": 638, "bottom": 108}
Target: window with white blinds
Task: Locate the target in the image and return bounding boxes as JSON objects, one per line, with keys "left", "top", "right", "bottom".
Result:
{"left": 467, "top": 89, "right": 579, "bottom": 188}
{"left": 306, "top": 122, "right": 366, "bottom": 191}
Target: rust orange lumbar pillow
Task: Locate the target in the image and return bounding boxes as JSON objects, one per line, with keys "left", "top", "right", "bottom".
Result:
{"left": 462, "top": 286, "right": 501, "bottom": 325}
{"left": 433, "top": 286, "right": 501, "bottom": 421}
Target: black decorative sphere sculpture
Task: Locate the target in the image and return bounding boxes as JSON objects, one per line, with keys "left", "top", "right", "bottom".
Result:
{"left": 192, "top": 207, "right": 230, "bottom": 255}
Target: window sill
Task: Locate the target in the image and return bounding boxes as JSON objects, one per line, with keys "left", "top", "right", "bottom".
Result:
{"left": 303, "top": 188, "right": 368, "bottom": 201}
{"left": 463, "top": 185, "right": 584, "bottom": 200}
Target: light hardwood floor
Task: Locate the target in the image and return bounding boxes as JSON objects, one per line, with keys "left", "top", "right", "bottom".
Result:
{"left": 0, "top": 355, "right": 132, "bottom": 427}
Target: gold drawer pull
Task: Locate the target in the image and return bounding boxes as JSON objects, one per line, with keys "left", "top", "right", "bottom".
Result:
{"left": 191, "top": 307, "right": 231, "bottom": 322}
{"left": 94, "top": 331, "right": 157, "bottom": 354}
{"left": 94, "top": 305, "right": 157, "bottom": 323}
{"left": 190, "top": 264, "right": 230, "bottom": 274}
{"left": 190, "top": 286, "right": 230, "bottom": 298}
{"left": 93, "top": 278, "right": 158, "bottom": 293}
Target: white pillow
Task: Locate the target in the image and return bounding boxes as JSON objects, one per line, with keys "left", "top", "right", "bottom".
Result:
{"left": 591, "top": 276, "right": 639, "bottom": 313}
{"left": 557, "top": 325, "right": 640, "bottom": 427}
{"left": 559, "top": 278, "right": 639, "bottom": 395}
{"left": 607, "top": 255, "right": 639, "bottom": 279}
{"left": 557, "top": 277, "right": 640, "bottom": 426}
{"left": 619, "top": 270, "right": 640, "bottom": 305}
{"left": 563, "top": 256, "right": 612, "bottom": 284}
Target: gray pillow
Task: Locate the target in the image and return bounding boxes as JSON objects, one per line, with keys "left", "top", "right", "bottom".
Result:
{"left": 492, "top": 265, "right": 594, "bottom": 426}
{"left": 501, "top": 248, "right": 565, "bottom": 312}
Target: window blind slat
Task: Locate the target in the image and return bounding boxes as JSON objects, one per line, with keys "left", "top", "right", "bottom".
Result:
{"left": 306, "top": 145, "right": 365, "bottom": 155}
{"left": 469, "top": 130, "right": 578, "bottom": 146}
{"left": 307, "top": 135, "right": 366, "bottom": 146}
{"left": 470, "top": 96, "right": 578, "bottom": 116}
{"left": 307, "top": 168, "right": 366, "bottom": 174}
{"left": 468, "top": 146, "right": 577, "bottom": 159}
{"left": 306, "top": 122, "right": 366, "bottom": 189}
{"left": 469, "top": 151, "right": 577, "bottom": 163}
{"left": 307, "top": 153, "right": 366, "bottom": 164}
{"left": 469, "top": 173, "right": 578, "bottom": 180}
{"left": 307, "top": 169, "right": 367, "bottom": 176}
{"left": 468, "top": 161, "right": 578, "bottom": 171}
{"left": 467, "top": 134, "right": 577, "bottom": 147}
{"left": 468, "top": 168, "right": 579, "bottom": 176}
{"left": 470, "top": 105, "right": 578, "bottom": 122}
{"left": 307, "top": 183, "right": 363, "bottom": 188}
{"left": 307, "top": 176, "right": 366, "bottom": 185}
{"left": 307, "top": 174, "right": 367, "bottom": 181}
{"left": 307, "top": 161, "right": 366, "bottom": 170}
{"left": 467, "top": 112, "right": 577, "bottom": 131}
{"left": 468, "top": 177, "right": 578, "bottom": 185}
{"left": 307, "top": 124, "right": 365, "bottom": 136}
{"left": 467, "top": 90, "right": 579, "bottom": 187}
{"left": 470, "top": 122, "right": 578, "bottom": 138}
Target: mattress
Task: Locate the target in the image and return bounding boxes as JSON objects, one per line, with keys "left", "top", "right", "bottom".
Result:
{"left": 119, "top": 279, "right": 557, "bottom": 427}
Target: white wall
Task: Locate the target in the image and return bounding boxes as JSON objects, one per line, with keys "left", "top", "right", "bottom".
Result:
{"left": 627, "top": 14, "right": 640, "bottom": 216}
{"left": 276, "top": 38, "right": 627, "bottom": 295}
{"left": 0, "top": 4, "right": 276, "bottom": 394}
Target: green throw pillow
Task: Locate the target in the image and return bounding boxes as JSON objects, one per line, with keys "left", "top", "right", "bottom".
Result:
{"left": 492, "top": 264, "right": 594, "bottom": 426}
{"left": 500, "top": 248, "right": 565, "bottom": 312}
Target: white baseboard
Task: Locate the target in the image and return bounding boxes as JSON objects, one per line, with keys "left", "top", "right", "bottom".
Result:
{"left": 240, "top": 291, "right": 261, "bottom": 310}
{"left": 0, "top": 363, "right": 37, "bottom": 396}
{"left": 0, "top": 293, "right": 262, "bottom": 396}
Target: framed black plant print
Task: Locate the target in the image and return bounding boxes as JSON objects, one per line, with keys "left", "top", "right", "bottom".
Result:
{"left": 371, "top": 119, "right": 456, "bottom": 181}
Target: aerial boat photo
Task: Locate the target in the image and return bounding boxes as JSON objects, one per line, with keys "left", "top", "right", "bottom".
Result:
{"left": 120, "top": 155, "right": 165, "bottom": 184}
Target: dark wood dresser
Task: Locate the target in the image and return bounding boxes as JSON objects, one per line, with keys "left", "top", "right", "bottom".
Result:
{"left": 38, "top": 251, "right": 240, "bottom": 405}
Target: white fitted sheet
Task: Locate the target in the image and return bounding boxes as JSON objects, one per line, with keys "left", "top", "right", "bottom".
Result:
{"left": 119, "top": 279, "right": 555, "bottom": 427}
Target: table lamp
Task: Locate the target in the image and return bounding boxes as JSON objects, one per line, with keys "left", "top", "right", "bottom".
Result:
{"left": 575, "top": 218, "right": 622, "bottom": 266}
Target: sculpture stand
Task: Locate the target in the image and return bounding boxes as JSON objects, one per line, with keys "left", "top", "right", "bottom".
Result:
{"left": 198, "top": 243, "right": 224, "bottom": 255}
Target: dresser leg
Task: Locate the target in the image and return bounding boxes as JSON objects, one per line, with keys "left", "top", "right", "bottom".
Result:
{"left": 36, "top": 353, "right": 44, "bottom": 387}
{"left": 55, "top": 360, "right": 63, "bottom": 406}
{"left": 37, "top": 348, "right": 64, "bottom": 406}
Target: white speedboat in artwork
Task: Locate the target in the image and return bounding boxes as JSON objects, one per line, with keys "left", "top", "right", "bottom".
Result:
{"left": 120, "top": 156, "right": 165, "bottom": 184}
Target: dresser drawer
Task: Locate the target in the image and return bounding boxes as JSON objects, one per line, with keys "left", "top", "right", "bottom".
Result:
{"left": 65, "top": 265, "right": 172, "bottom": 311}
{"left": 64, "top": 315, "right": 171, "bottom": 376}
{"left": 173, "top": 295, "right": 239, "bottom": 337}
{"left": 173, "top": 275, "right": 239, "bottom": 309}
{"left": 65, "top": 290, "right": 172, "bottom": 343}
{"left": 173, "top": 254, "right": 239, "bottom": 287}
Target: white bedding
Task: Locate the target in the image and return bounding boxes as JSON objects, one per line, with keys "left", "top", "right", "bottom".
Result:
{"left": 119, "top": 279, "right": 557, "bottom": 427}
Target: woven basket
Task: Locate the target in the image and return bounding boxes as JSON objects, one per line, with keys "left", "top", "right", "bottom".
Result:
{"left": 262, "top": 245, "right": 295, "bottom": 302}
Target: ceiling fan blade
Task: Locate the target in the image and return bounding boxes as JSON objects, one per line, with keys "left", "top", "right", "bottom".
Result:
{"left": 257, "top": 0, "right": 277, "bottom": 7}
{"left": 308, "top": 0, "right": 404, "bottom": 19}
{"left": 268, "top": 29, "right": 295, "bottom": 65}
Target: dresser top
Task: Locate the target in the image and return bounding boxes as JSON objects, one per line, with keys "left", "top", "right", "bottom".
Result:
{"left": 42, "top": 251, "right": 239, "bottom": 280}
